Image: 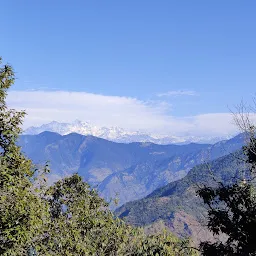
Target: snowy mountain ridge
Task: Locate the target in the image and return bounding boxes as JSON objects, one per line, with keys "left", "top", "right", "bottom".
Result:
{"left": 24, "top": 120, "right": 232, "bottom": 144}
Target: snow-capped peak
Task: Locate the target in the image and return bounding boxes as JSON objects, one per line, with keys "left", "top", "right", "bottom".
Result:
{"left": 23, "top": 120, "right": 232, "bottom": 144}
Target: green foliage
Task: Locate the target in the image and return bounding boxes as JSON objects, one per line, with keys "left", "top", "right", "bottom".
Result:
{"left": 39, "top": 174, "right": 129, "bottom": 255}
{"left": 120, "top": 230, "right": 198, "bottom": 256}
{"left": 0, "top": 57, "right": 49, "bottom": 255}
{"left": 0, "top": 56, "right": 197, "bottom": 255}
{"left": 197, "top": 133, "right": 256, "bottom": 255}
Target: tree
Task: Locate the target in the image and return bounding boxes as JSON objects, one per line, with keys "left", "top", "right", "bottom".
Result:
{"left": 120, "top": 230, "right": 197, "bottom": 256}
{"left": 197, "top": 120, "right": 256, "bottom": 255}
{"left": 39, "top": 174, "right": 131, "bottom": 255}
{"left": 0, "top": 58, "right": 48, "bottom": 254}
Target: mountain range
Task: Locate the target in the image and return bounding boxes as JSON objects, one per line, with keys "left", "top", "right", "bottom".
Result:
{"left": 24, "top": 120, "right": 233, "bottom": 145}
{"left": 18, "top": 131, "right": 245, "bottom": 208}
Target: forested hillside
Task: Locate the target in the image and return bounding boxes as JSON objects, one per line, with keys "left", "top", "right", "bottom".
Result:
{"left": 116, "top": 151, "right": 245, "bottom": 243}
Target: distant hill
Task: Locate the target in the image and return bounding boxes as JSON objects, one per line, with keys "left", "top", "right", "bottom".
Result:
{"left": 18, "top": 132, "right": 245, "bottom": 208}
{"left": 115, "top": 151, "right": 245, "bottom": 243}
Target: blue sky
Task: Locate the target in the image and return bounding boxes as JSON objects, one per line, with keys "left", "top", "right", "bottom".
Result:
{"left": 1, "top": 1, "right": 256, "bottom": 136}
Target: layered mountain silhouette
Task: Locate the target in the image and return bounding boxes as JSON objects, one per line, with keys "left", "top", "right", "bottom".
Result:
{"left": 18, "top": 132, "right": 245, "bottom": 208}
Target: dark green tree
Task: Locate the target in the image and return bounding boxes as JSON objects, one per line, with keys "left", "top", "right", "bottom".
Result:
{"left": 0, "top": 58, "right": 48, "bottom": 255}
{"left": 197, "top": 133, "right": 256, "bottom": 255}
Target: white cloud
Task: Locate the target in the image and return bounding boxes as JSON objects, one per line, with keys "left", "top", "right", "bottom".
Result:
{"left": 7, "top": 90, "right": 172, "bottom": 131}
{"left": 157, "top": 90, "right": 197, "bottom": 97}
{"left": 6, "top": 90, "right": 247, "bottom": 138}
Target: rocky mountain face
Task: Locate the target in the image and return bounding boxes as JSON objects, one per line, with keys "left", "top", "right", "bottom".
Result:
{"left": 24, "top": 120, "right": 233, "bottom": 144}
{"left": 115, "top": 151, "right": 245, "bottom": 244}
{"left": 18, "top": 132, "right": 245, "bottom": 208}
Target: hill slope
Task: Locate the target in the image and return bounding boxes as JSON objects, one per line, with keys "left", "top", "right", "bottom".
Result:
{"left": 116, "top": 151, "right": 245, "bottom": 243}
